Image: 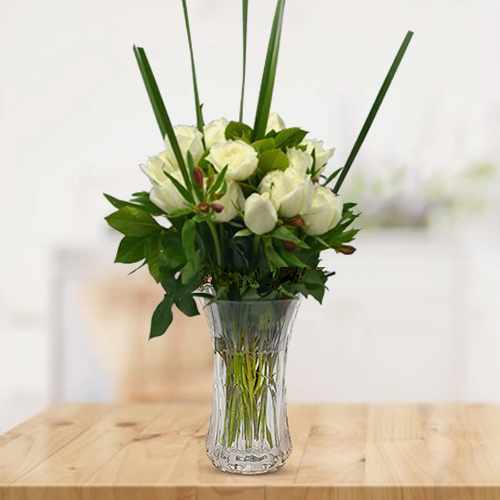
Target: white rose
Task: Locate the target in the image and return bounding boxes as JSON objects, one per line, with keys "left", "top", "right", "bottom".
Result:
{"left": 287, "top": 147, "right": 313, "bottom": 177}
{"left": 213, "top": 181, "right": 245, "bottom": 223}
{"left": 266, "top": 112, "right": 286, "bottom": 134}
{"left": 206, "top": 140, "right": 258, "bottom": 181}
{"left": 141, "top": 152, "right": 177, "bottom": 184}
{"left": 302, "top": 186, "right": 343, "bottom": 236}
{"left": 204, "top": 118, "right": 228, "bottom": 149}
{"left": 141, "top": 156, "right": 168, "bottom": 185}
{"left": 303, "top": 139, "right": 335, "bottom": 175}
{"left": 258, "top": 170, "right": 285, "bottom": 210}
{"left": 164, "top": 125, "right": 204, "bottom": 167}
{"left": 259, "top": 169, "right": 313, "bottom": 218}
{"left": 149, "top": 170, "right": 190, "bottom": 214}
{"left": 244, "top": 192, "right": 278, "bottom": 235}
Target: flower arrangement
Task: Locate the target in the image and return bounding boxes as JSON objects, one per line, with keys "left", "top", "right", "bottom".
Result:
{"left": 104, "top": 0, "right": 413, "bottom": 340}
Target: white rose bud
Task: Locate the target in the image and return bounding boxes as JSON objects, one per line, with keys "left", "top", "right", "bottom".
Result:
{"left": 204, "top": 118, "right": 228, "bottom": 149}
{"left": 287, "top": 147, "right": 313, "bottom": 177}
{"left": 213, "top": 181, "right": 245, "bottom": 223}
{"left": 149, "top": 170, "right": 189, "bottom": 214}
{"left": 266, "top": 112, "right": 286, "bottom": 134}
{"left": 206, "top": 140, "right": 258, "bottom": 181}
{"left": 244, "top": 192, "right": 278, "bottom": 235}
{"left": 259, "top": 168, "right": 313, "bottom": 218}
{"left": 303, "top": 139, "right": 335, "bottom": 175}
{"left": 302, "top": 186, "right": 343, "bottom": 236}
{"left": 164, "top": 125, "right": 204, "bottom": 167}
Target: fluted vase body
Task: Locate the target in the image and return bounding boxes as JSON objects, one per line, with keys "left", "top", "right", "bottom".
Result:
{"left": 204, "top": 298, "right": 300, "bottom": 474}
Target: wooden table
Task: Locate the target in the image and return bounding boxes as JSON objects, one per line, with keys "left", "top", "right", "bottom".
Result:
{"left": 1, "top": 403, "right": 500, "bottom": 499}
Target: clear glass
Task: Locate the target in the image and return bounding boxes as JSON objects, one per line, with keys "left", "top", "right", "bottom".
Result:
{"left": 204, "top": 298, "right": 300, "bottom": 475}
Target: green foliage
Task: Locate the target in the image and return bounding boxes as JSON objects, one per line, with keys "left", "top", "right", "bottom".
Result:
{"left": 225, "top": 121, "right": 253, "bottom": 142}
{"left": 252, "top": 138, "right": 275, "bottom": 154}
{"left": 207, "top": 166, "right": 228, "bottom": 198}
{"left": 115, "top": 236, "right": 147, "bottom": 264}
{"left": 106, "top": 1, "right": 410, "bottom": 340}
{"left": 133, "top": 46, "right": 192, "bottom": 192}
{"left": 239, "top": 0, "right": 249, "bottom": 122}
{"left": 271, "top": 226, "right": 309, "bottom": 249}
{"left": 104, "top": 192, "right": 162, "bottom": 216}
{"left": 332, "top": 31, "right": 414, "bottom": 194}
{"left": 149, "top": 271, "right": 201, "bottom": 338}
{"left": 274, "top": 127, "right": 307, "bottom": 149}
{"left": 105, "top": 206, "right": 161, "bottom": 237}
{"left": 150, "top": 294, "right": 174, "bottom": 339}
{"left": 258, "top": 149, "right": 289, "bottom": 174}
{"left": 252, "top": 0, "right": 286, "bottom": 140}
{"left": 181, "top": 0, "right": 205, "bottom": 131}
{"left": 181, "top": 219, "right": 201, "bottom": 283}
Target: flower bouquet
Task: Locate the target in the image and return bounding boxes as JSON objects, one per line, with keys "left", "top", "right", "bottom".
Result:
{"left": 104, "top": 0, "right": 412, "bottom": 475}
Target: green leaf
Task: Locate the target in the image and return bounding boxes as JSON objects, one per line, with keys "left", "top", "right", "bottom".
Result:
{"left": 271, "top": 226, "right": 309, "bottom": 249}
{"left": 164, "top": 172, "right": 194, "bottom": 204}
{"left": 174, "top": 294, "right": 199, "bottom": 317}
{"left": 208, "top": 166, "right": 228, "bottom": 197}
{"left": 307, "top": 283, "right": 326, "bottom": 304}
{"left": 182, "top": 219, "right": 197, "bottom": 261}
{"left": 343, "top": 202, "right": 357, "bottom": 212}
{"left": 104, "top": 193, "right": 132, "bottom": 210}
{"left": 333, "top": 31, "right": 414, "bottom": 194}
{"left": 303, "top": 269, "right": 327, "bottom": 287}
{"left": 132, "top": 46, "right": 192, "bottom": 191}
{"left": 225, "top": 121, "right": 253, "bottom": 142}
{"left": 159, "top": 230, "right": 186, "bottom": 271}
{"left": 322, "top": 167, "right": 343, "bottom": 187}
{"left": 105, "top": 206, "right": 161, "bottom": 237}
{"left": 274, "top": 127, "right": 307, "bottom": 149}
{"left": 276, "top": 245, "right": 307, "bottom": 268}
{"left": 252, "top": 0, "right": 286, "bottom": 140}
{"left": 104, "top": 192, "right": 162, "bottom": 216}
{"left": 181, "top": 0, "right": 205, "bottom": 131}
{"left": 252, "top": 138, "right": 275, "bottom": 154}
{"left": 145, "top": 233, "right": 162, "bottom": 282}
{"left": 239, "top": 0, "right": 249, "bottom": 122}
{"left": 130, "top": 192, "right": 164, "bottom": 215}
{"left": 150, "top": 294, "right": 174, "bottom": 339}
{"left": 115, "top": 236, "right": 146, "bottom": 264}
{"left": 263, "top": 238, "right": 287, "bottom": 270}
{"left": 258, "top": 149, "right": 289, "bottom": 174}
{"left": 181, "top": 219, "right": 200, "bottom": 283}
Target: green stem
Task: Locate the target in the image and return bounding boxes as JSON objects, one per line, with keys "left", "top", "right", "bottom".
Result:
{"left": 252, "top": 235, "right": 261, "bottom": 265}
{"left": 207, "top": 221, "right": 222, "bottom": 267}
{"left": 239, "top": 0, "right": 248, "bottom": 121}
{"left": 181, "top": 0, "right": 205, "bottom": 131}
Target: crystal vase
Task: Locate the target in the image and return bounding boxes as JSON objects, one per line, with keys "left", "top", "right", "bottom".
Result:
{"left": 204, "top": 298, "right": 300, "bottom": 474}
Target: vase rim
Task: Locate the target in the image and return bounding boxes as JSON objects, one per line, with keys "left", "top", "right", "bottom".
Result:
{"left": 206, "top": 296, "right": 301, "bottom": 305}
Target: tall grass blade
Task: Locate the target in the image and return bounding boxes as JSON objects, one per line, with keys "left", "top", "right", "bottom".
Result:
{"left": 239, "top": 0, "right": 249, "bottom": 122}
{"left": 181, "top": 0, "right": 204, "bottom": 131}
{"left": 252, "top": 0, "right": 286, "bottom": 140}
{"left": 332, "top": 31, "right": 414, "bottom": 194}
{"left": 133, "top": 46, "right": 191, "bottom": 189}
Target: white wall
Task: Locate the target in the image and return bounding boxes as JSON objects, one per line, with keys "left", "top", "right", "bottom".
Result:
{"left": 1, "top": 0, "right": 499, "bottom": 429}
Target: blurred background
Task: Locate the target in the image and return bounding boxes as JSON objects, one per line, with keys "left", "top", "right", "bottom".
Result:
{"left": 1, "top": 0, "right": 499, "bottom": 431}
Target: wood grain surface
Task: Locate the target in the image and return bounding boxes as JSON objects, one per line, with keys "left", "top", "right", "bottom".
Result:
{"left": 1, "top": 403, "right": 500, "bottom": 499}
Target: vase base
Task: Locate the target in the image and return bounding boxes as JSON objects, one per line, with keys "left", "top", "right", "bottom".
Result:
{"left": 207, "top": 445, "right": 290, "bottom": 475}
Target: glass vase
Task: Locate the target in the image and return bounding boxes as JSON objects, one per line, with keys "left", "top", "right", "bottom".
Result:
{"left": 204, "top": 298, "right": 300, "bottom": 475}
